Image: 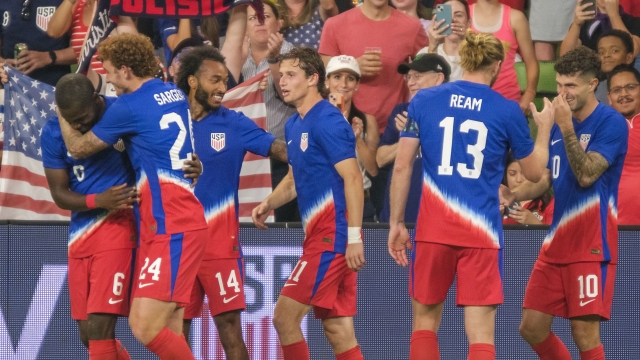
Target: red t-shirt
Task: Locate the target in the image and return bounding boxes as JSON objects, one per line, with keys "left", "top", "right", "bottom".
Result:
{"left": 319, "top": 7, "right": 428, "bottom": 132}
{"left": 618, "top": 114, "right": 640, "bottom": 225}
{"left": 503, "top": 198, "right": 554, "bottom": 225}
{"left": 621, "top": 0, "right": 640, "bottom": 17}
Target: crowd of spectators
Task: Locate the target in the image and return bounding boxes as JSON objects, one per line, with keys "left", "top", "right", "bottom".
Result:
{"left": 1, "top": 0, "right": 639, "bottom": 224}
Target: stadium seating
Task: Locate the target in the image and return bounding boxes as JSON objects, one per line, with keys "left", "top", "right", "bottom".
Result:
{"left": 515, "top": 61, "right": 557, "bottom": 138}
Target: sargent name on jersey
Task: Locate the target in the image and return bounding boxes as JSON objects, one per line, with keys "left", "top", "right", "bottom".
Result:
{"left": 154, "top": 89, "right": 186, "bottom": 105}
{"left": 450, "top": 94, "right": 483, "bottom": 111}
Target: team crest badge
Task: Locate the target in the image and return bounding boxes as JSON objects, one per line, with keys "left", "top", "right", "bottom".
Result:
{"left": 579, "top": 134, "right": 591, "bottom": 151}
{"left": 113, "top": 139, "right": 125, "bottom": 152}
{"left": 300, "top": 133, "right": 308, "bottom": 152}
{"left": 36, "top": 7, "right": 56, "bottom": 32}
{"left": 211, "top": 133, "right": 225, "bottom": 151}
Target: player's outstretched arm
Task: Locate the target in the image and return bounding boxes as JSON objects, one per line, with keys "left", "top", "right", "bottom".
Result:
{"left": 518, "top": 98, "right": 554, "bottom": 182}
{"left": 252, "top": 166, "right": 297, "bottom": 229}
{"left": 502, "top": 170, "right": 551, "bottom": 206}
{"left": 334, "top": 158, "right": 366, "bottom": 272}
{"left": 57, "top": 110, "right": 109, "bottom": 159}
{"left": 268, "top": 139, "right": 288, "bottom": 163}
{"left": 45, "top": 168, "right": 138, "bottom": 211}
{"left": 388, "top": 136, "right": 419, "bottom": 267}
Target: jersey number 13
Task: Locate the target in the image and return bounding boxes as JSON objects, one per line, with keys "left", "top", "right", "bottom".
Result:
{"left": 438, "top": 117, "right": 488, "bottom": 179}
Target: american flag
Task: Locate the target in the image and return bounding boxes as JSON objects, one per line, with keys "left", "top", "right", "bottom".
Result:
{"left": 222, "top": 70, "right": 274, "bottom": 222}
{"left": 0, "top": 66, "right": 70, "bottom": 220}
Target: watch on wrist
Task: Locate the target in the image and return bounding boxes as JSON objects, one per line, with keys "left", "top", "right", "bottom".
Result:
{"left": 49, "top": 51, "right": 57, "bottom": 65}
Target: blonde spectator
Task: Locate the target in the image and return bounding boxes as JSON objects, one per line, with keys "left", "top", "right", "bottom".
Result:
{"left": 277, "top": 0, "right": 338, "bottom": 50}
{"left": 426, "top": 0, "right": 470, "bottom": 81}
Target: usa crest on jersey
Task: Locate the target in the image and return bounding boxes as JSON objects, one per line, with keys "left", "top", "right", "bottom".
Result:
{"left": 211, "top": 133, "right": 226, "bottom": 151}
{"left": 300, "top": 133, "right": 308, "bottom": 152}
{"left": 580, "top": 134, "right": 591, "bottom": 151}
{"left": 36, "top": 7, "right": 56, "bottom": 32}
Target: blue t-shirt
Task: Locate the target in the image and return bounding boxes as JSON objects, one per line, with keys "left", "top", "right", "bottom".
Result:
{"left": 541, "top": 103, "right": 628, "bottom": 264}
{"left": 285, "top": 100, "right": 356, "bottom": 254}
{"left": 193, "top": 106, "right": 275, "bottom": 260}
{"left": 0, "top": 0, "right": 71, "bottom": 86}
{"left": 41, "top": 97, "right": 137, "bottom": 258}
{"left": 91, "top": 79, "right": 206, "bottom": 237}
{"left": 402, "top": 80, "right": 534, "bottom": 249}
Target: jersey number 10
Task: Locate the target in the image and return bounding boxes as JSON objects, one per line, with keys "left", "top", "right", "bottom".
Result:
{"left": 438, "top": 117, "right": 488, "bottom": 179}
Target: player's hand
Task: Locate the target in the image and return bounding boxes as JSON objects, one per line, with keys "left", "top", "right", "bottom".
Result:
{"left": 15, "top": 50, "right": 53, "bottom": 75}
{"left": 395, "top": 111, "right": 408, "bottom": 132}
{"left": 499, "top": 184, "right": 516, "bottom": 210}
{"left": 553, "top": 94, "right": 573, "bottom": 132}
{"left": 508, "top": 206, "right": 540, "bottom": 224}
{"left": 352, "top": 117, "right": 364, "bottom": 138}
{"left": 0, "top": 63, "right": 9, "bottom": 84}
{"left": 574, "top": 0, "right": 596, "bottom": 26}
{"left": 530, "top": 97, "right": 554, "bottom": 130}
{"left": 388, "top": 222, "right": 412, "bottom": 266}
{"left": 182, "top": 153, "right": 202, "bottom": 188}
{"left": 356, "top": 54, "right": 383, "bottom": 77}
{"left": 258, "top": 71, "right": 269, "bottom": 92}
{"left": 346, "top": 242, "right": 366, "bottom": 272}
{"left": 252, "top": 200, "right": 271, "bottom": 230}
{"left": 95, "top": 184, "right": 139, "bottom": 210}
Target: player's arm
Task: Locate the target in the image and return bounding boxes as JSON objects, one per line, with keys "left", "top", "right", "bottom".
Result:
{"left": 501, "top": 169, "right": 552, "bottom": 207}
{"left": 268, "top": 139, "right": 288, "bottom": 163}
{"left": 376, "top": 143, "right": 398, "bottom": 168}
{"left": 252, "top": 166, "right": 297, "bottom": 229}
{"left": 57, "top": 110, "right": 109, "bottom": 159}
{"left": 44, "top": 168, "right": 138, "bottom": 211}
{"left": 517, "top": 98, "right": 554, "bottom": 182}
{"left": 334, "top": 157, "right": 366, "bottom": 272}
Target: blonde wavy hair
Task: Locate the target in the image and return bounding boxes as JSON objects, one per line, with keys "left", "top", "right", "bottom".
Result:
{"left": 98, "top": 33, "right": 157, "bottom": 78}
{"left": 459, "top": 30, "right": 505, "bottom": 73}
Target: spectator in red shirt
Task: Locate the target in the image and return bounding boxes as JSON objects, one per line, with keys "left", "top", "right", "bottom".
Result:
{"left": 502, "top": 153, "right": 554, "bottom": 225}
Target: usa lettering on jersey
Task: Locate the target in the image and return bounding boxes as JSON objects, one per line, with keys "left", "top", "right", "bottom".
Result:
{"left": 211, "top": 133, "right": 225, "bottom": 151}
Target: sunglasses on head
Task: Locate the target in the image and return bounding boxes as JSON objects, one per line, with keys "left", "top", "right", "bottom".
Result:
{"left": 21, "top": 0, "right": 32, "bottom": 21}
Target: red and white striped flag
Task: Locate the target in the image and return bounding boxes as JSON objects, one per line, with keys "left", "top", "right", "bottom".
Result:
{"left": 222, "top": 71, "right": 274, "bottom": 222}
{"left": 0, "top": 66, "right": 70, "bottom": 220}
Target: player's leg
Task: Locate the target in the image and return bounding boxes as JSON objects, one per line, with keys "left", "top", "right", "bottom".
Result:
{"left": 570, "top": 315, "right": 604, "bottom": 359}
{"left": 520, "top": 260, "right": 571, "bottom": 360}
{"left": 77, "top": 320, "right": 90, "bottom": 347}
{"left": 321, "top": 316, "right": 362, "bottom": 360}
{"left": 213, "top": 310, "right": 249, "bottom": 360}
{"left": 272, "top": 295, "right": 313, "bottom": 359}
{"left": 182, "top": 275, "right": 205, "bottom": 345}
{"left": 409, "top": 243, "right": 457, "bottom": 360}
{"left": 464, "top": 306, "right": 497, "bottom": 360}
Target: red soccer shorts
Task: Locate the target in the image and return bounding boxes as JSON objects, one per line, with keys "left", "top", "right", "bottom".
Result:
{"left": 68, "top": 248, "right": 134, "bottom": 320}
{"left": 132, "top": 229, "right": 207, "bottom": 307}
{"left": 410, "top": 242, "right": 504, "bottom": 306}
{"left": 280, "top": 250, "right": 357, "bottom": 319}
{"left": 523, "top": 259, "right": 616, "bottom": 320}
{"left": 184, "top": 258, "right": 246, "bottom": 319}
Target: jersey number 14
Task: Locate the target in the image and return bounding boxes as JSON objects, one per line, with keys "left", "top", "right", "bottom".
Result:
{"left": 438, "top": 117, "right": 488, "bottom": 179}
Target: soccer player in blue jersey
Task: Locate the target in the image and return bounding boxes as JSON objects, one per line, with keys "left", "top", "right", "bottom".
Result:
{"left": 44, "top": 74, "right": 136, "bottom": 360}
{"left": 56, "top": 34, "right": 207, "bottom": 360}
{"left": 388, "top": 31, "right": 554, "bottom": 360}
{"left": 175, "top": 46, "right": 288, "bottom": 359}
{"left": 252, "top": 47, "right": 365, "bottom": 360}
{"left": 506, "top": 47, "right": 628, "bottom": 360}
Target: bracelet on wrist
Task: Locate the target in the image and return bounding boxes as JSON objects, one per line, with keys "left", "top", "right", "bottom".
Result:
{"left": 85, "top": 194, "right": 97, "bottom": 209}
{"left": 49, "top": 51, "right": 57, "bottom": 66}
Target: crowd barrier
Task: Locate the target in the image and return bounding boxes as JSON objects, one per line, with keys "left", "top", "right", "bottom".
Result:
{"left": 0, "top": 221, "right": 638, "bottom": 359}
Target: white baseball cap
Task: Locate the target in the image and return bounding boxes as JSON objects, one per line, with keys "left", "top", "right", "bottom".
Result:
{"left": 326, "top": 55, "right": 361, "bottom": 78}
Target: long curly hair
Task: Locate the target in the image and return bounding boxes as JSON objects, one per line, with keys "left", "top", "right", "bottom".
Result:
{"left": 98, "top": 33, "right": 157, "bottom": 78}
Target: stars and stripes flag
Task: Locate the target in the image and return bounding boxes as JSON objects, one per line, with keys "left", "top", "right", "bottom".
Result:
{"left": 222, "top": 71, "right": 274, "bottom": 222}
{"left": 0, "top": 66, "right": 70, "bottom": 220}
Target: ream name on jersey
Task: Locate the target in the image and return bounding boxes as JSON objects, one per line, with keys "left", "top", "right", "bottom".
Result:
{"left": 449, "top": 94, "right": 483, "bottom": 111}
{"left": 154, "top": 89, "right": 185, "bottom": 105}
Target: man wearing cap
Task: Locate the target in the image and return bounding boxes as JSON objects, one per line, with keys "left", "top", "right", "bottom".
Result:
{"left": 376, "top": 53, "right": 451, "bottom": 223}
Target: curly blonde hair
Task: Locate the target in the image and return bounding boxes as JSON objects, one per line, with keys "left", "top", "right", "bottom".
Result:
{"left": 98, "top": 33, "right": 157, "bottom": 78}
{"left": 459, "top": 30, "right": 505, "bottom": 73}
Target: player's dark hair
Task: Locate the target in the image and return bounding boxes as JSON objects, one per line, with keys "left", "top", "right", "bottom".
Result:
{"left": 502, "top": 152, "right": 552, "bottom": 212}
{"left": 55, "top": 73, "right": 96, "bottom": 112}
{"left": 176, "top": 46, "right": 226, "bottom": 95}
{"left": 555, "top": 46, "right": 601, "bottom": 81}
{"left": 598, "top": 29, "right": 634, "bottom": 55}
{"left": 607, "top": 64, "right": 640, "bottom": 91}
{"left": 98, "top": 33, "right": 157, "bottom": 79}
{"left": 279, "top": 47, "right": 328, "bottom": 97}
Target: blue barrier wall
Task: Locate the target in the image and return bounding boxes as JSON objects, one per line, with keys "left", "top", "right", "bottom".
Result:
{"left": 0, "top": 223, "right": 638, "bottom": 359}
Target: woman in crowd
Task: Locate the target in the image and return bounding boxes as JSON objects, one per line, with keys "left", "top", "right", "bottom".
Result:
{"left": 326, "top": 55, "right": 379, "bottom": 221}
{"left": 502, "top": 153, "right": 554, "bottom": 225}
{"left": 426, "top": 0, "right": 470, "bottom": 81}
{"left": 469, "top": 0, "right": 538, "bottom": 114}
{"left": 277, "top": 0, "right": 338, "bottom": 50}
{"left": 392, "top": 0, "right": 431, "bottom": 34}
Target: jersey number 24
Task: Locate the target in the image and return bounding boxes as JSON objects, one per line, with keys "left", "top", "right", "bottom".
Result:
{"left": 160, "top": 112, "right": 193, "bottom": 170}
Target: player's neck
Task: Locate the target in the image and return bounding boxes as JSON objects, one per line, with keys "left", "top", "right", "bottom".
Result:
{"left": 296, "top": 92, "right": 324, "bottom": 118}
{"left": 189, "top": 95, "right": 209, "bottom": 121}
{"left": 573, "top": 95, "right": 599, "bottom": 122}
{"left": 461, "top": 71, "right": 493, "bottom": 86}
{"left": 125, "top": 77, "right": 153, "bottom": 94}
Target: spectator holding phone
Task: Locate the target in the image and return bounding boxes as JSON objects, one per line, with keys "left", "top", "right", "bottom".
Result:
{"left": 277, "top": 0, "right": 338, "bottom": 50}
{"left": 326, "top": 55, "right": 379, "bottom": 221}
{"left": 560, "top": 0, "right": 640, "bottom": 58}
{"left": 426, "top": 0, "right": 470, "bottom": 81}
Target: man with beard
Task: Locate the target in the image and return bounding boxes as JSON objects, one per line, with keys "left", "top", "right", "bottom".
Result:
{"left": 608, "top": 64, "right": 640, "bottom": 225}
{"left": 507, "top": 46, "right": 628, "bottom": 360}
{"left": 176, "top": 46, "right": 287, "bottom": 359}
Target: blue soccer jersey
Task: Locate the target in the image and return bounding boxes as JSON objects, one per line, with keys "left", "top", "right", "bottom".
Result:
{"left": 285, "top": 100, "right": 356, "bottom": 254}
{"left": 402, "top": 80, "right": 534, "bottom": 249}
{"left": 42, "top": 97, "right": 137, "bottom": 258}
{"left": 540, "top": 104, "right": 628, "bottom": 264}
{"left": 192, "top": 106, "right": 275, "bottom": 260}
{"left": 91, "top": 79, "right": 206, "bottom": 239}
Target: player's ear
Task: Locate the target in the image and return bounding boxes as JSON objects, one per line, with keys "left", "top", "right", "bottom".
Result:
{"left": 188, "top": 75, "right": 198, "bottom": 90}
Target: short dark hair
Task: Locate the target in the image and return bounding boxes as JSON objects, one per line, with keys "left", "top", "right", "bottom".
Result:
{"left": 607, "top": 64, "right": 640, "bottom": 91}
{"left": 555, "top": 46, "right": 601, "bottom": 80}
{"left": 55, "top": 73, "right": 95, "bottom": 111}
{"left": 598, "top": 29, "right": 634, "bottom": 54}
{"left": 279, "top": 47, "right": 327, "bottom": 97}
{"left": 176, "top": 46, "right": 226, "bottom": 94}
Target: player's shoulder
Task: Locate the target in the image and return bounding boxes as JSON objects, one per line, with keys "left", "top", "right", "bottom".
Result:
{"left": 42, "top": 117, "right": 61, "bottom": 139}
{"left": 313, "top": 100, "right": 349, "bottom": 127}
{"left": 103, "top": 95, "right": 118, "bottom": 109}
{"left": 598, "top": 103, "right": 627, "bottom": 124}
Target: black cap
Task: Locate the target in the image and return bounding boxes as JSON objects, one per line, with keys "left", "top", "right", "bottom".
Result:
{"left": 169, "top": 37, "right": 204, "bottom": 66}
{"left": 397, "top": 53, "right": 451, "bottom": 82}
